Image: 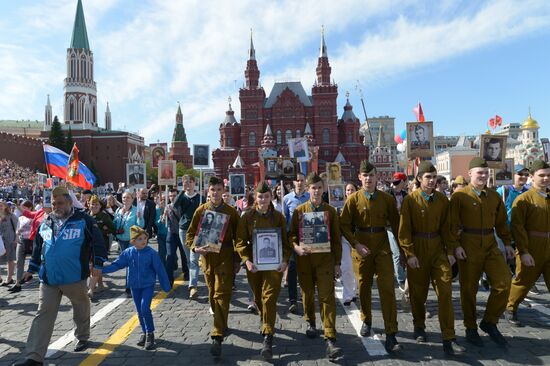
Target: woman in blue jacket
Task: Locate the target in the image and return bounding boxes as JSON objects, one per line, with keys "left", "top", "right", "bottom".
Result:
{"left": 103, "top": 225, "right": 171, "bottom": 350}
{"left": 113, "top": 191, "right": 138, "bottom": 295}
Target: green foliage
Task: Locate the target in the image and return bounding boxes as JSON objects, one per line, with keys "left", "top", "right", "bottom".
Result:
{"left": 48, "top": 116, "right": 65, "bottom": 150}
{"left": 65, "top": 127, "right": 74, "bottom": 154}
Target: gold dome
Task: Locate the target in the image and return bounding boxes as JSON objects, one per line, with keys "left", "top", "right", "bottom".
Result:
{"left": 522, "top": 112, "right": 540, "bottom": 129}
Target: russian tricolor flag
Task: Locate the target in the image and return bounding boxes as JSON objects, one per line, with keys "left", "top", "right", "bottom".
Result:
{"left": 43, "top": 144, "right": 96, "bottom": 189}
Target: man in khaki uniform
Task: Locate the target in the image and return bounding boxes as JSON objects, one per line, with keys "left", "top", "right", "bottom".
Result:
{"left": 289, "top": 173, "right": 343, "bottom": 360}
{"left": 186, "top": 176, "right": 241, "bottom": 357}
{"left": 340, "top": 160, "right": 401, "bottom": 353}
{"left": 235, "top": 182, "right": 292, "bottom": 360}
{"left": 506, "top": 160, "right": 550, "bottom": 326}
{"left": 399, "top": 161, "right": 464, "bottom": 355}
{"left": 450, "top": 157, "right": 514, "bottom": 347}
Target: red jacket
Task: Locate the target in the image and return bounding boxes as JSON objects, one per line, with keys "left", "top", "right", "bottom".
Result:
{"left": 23, "top": 209, "right": 47, "bottom": 241}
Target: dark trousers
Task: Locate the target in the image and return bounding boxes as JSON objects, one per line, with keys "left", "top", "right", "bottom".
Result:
{"left": 166, "top": 232, "right": 187, "bottom": 285}
{"left": 287, "top": 254, "right": 298, "bottom": 303}
{"left": 157, "top": 233, "right": 167, "bottom": 269}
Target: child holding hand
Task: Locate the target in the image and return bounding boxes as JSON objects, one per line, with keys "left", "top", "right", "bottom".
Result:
{"left": 103, "top": 225, "right": 171, "bottom": 350}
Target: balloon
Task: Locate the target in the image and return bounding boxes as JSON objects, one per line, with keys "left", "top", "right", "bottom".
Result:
{"left": 400, "top": 129, "right": 407, "bottom": 140}
{"left": 396, "top": 143, "right": 405, "bottom": 152}
{"left": 394, "top": 135, "right": 403, "bottom": 144}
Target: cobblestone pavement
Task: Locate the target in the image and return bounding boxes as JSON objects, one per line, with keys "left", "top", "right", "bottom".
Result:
{"left": 1, "top": 240, "right": 550, "bottom": 366}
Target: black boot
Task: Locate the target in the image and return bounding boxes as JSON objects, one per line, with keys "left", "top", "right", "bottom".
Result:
{"left": 385, "top": 333, "right": 402, "bottom": 352}
{"left": 413, "top": 327, "right": 427, "bottom": 343}
{"left": 210, "top": 336, "right": 222, "bottom": 357}
{"left": 505, "top": 310, "right": 523, "bottom": 327}
{"left": 443, "top": 339, "right": 465, "bottom": 356}
{"left": 479, "top": 320, "right": 507, "bottom": 346}
{"left": 260, "top": 334, "right": 273, "bottom": 360}
{"left": 137, "top": 333, "right": 146, "bottom": 346}
{"left": 144, "top": 332, "right": 155, "bottom": 350}
{"left": 465, "top": 328, "right": 484, "bottom": 347}
{"left": 326, "top": 338, "right": 343, "bottom": 360}
{"left": 360, "top": 322, "right": 372, "bottom": 337}
{"left": 305, "top": 321, "right": 317, "bottom": 338}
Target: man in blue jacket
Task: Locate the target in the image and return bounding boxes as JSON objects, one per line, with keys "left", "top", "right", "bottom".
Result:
{"left": 14, "top": 186, "right": 107, "bottom": 366}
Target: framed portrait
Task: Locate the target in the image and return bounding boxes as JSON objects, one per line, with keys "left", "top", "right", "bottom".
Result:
{"left": 495, "top": 158, "right": 514, "bottom": 186}
{"left": 192, "top": 210, "right": 229, "bottom": 253}
{"left": 126, "top": 163, "right": 146, "bottom": 188}
{"left": 52, "top": 177, "right": 60, "bottom": 187}
{"left": 43, "top": 189, "right": 52, "bottom": 208}
{"left": 288, "top": 137, "right": 310, "bottom": 163}
{"left": 151, "top": 146, "right": 166, "bottom": 168}
{"left": 203, "top": 171, "right": 215, "bottom": 189}
{"left": 541, "top": 138, "right": 549, "bottom": 162}
{"left": 158, "top": 160, "right": 177, "bottom": 186}
{"left": 299, "top": 211, "right": 331, "bottom": 253}
{"left": 193, "top": 144, "right": 210, "bottom": 168}
{"left": 326, "top": 162, "right": 342, "bottom": 183}
{"left": 480, "top": 134, "right": 507, "bottom": 169}
{"left": 37, "top": 173, "right": 48, "bottom": 186}
{"left": 406, "top": 121, "right": 434, "bottom": 158}
{"left": 328, "top": 184, "right": 346, "bottom": 209}
{"left": 264, "top": 157, "right": 297, "bottom": 180}
{"left": 253, "top": 228, "right": 283, "bottom": 271}
{"left": 229, "top": 174, "right": 246, "bottom": 196}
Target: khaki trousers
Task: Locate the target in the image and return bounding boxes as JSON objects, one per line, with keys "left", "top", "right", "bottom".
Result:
{"left": 25, "top": 280, "right": 90, "bottom": 362}
{"left": 247, "top": 270, "right": 283, "bottom": 335}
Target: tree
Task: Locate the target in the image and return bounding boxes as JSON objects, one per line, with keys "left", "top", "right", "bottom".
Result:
{"left": 65, "top": 127, "right": 74, "bottom": 154}
{"left": 48, "top": 116, "right": 65, "bottom": 150}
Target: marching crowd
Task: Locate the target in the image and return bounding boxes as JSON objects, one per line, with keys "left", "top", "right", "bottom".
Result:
{"left": 1, "top": 157, "right": 550, "bottom": 366}
{"left": 0, "top": 159, "right": 40, "bottom": 201}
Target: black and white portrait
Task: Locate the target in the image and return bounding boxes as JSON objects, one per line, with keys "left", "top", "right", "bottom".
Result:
{"left": 406, "top": 122, "right": 434, "bottom": 158}
{"left": 193, "top": 210, "right": 229, "bottom": 253}
{"left": 314, "top": 225, "right": 329, "bottom": 243}
{"left": 193, "top": 144, "right": 210, "bottom": 167}
{"left": 300, "top": 211, "right": 331, "bottom": 253}
{"left": 127, "top": 163, "right": 146, "bottom": 187}
{"left": 253, "top": 228, "right": 282, "bottom": 269}
{"left": 327, "top": 163, "right": 342, "bottom": 183}
{"left": 540, "top": 138, "right": 549, "bottom": 162}
{"left": 229, "top": 174, "right": 245, "bottom": 196}
{"left": 288, "top": 137, "right": 309, "bottom": 163}
{"left": 495, "top": 158, "right": 514, "bottom": 184}
{"left": 328, "top": 184, "right": 345, "bottom": 208}
{"left": 43, "top": 189, "right": 52, "bottom": 208}
{"left": 480, "top": 134, "right": 507, "bottom": 169}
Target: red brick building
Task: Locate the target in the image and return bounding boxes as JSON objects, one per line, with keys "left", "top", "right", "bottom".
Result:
{"left": 213, "top": 32, "right": 368, "bottom": 183}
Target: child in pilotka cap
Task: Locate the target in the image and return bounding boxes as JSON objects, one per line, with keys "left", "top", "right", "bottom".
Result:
{"left": 102, "top": 225, "right": 171, "bottom": 350}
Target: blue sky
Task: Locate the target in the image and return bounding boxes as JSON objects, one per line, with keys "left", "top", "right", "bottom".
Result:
{"left": 0, "top": 0, "right": 549, "bottom": 147}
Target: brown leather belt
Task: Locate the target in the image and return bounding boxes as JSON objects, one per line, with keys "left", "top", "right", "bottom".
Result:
{"left": 356, "top": 226, "right": 386, "bottom": 233}
{"left": 528, "top": 231, "right": 550, "bottom": 238}
{"left": 413, "top": 232, "right": 440, "bottom": 239}
{"left": 462, "top": 227, "right": 494, "bottom": 236}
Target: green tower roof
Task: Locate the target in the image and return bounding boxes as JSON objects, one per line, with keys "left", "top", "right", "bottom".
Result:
{"left": 70, "top": 0, "right": 90, "bottom": 50}
{"left": 172, "top": 124, "right": 187, "bottom": 142}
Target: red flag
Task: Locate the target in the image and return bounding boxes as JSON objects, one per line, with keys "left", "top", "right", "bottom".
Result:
{"left": 489, "top": 115, "right": 502, "bottom": 129}
{"left": 413, "top": 102, "right": 425, "bottom": 122}
{"left": 66, "top": 143, "right": 82, "bottom": 187}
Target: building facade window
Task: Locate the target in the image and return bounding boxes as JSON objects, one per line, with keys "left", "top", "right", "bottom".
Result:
{"left": 248, "top": 131, "right": 256, "bottom": 146}
{"left": 322, "top": 128, "right": 330, "bottom": 144}
{"left": 276, "top": 130, "right": 282, "bottom": 145}
{"left": 347, "top": 131, "right": 353, "bottom": 143}
{"left": 296, "top": 129, "right": 301, "bottom": 138}
{"left": 285, "top": 129, "right": 292, "bottom": 143}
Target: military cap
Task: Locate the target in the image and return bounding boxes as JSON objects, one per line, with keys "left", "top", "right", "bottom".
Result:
{"left": 529, "top": 160, "right": 550, "bottom": 174}
{"left": 454, "top": 175, "right": 467, "bottom": 185}
{"left": 255, "top": 181, "right": 271, "bottom": 194}
{"left": 306, "top": 172, "right": 323, "bottom": 186}
{"left": 417, "top": 161, "right": 437, "bottom": 175}
{"left": 52, "top": 186, "right": 69, "bottom": 197}
{"left": 359, "top": 160, "right": 376, "bottom": 173}
{"left": 130, "top": 225, "right": 148, "bottom": 241}
{"left": 469, "top": 157, "right": 488, "bottom": 170}
{"left": 208, "top": 176, "right": 224, "bottom": 186}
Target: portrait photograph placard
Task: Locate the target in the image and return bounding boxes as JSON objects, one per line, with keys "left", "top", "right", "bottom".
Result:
{"left": 37, "top": 173, "right": 48, "bottom": 186}
{"left": 299, "top": 211, "right": 331, "bottom": 253}
{"left": 229, "top": 174, "right": 246, "bottom": 196}
{"left": 151, "top": 145, "right": 166, "bottom": 168}
{"left": 495, "top": 158, "right": 514, "bottom": 186}
{"left": 43, "top": 189, "right": 52, "bottom": 208}
{"left": 253, "top": 228, "right": 283, "bottom": 271}
{"left": 288, "top": 137, "right": 310, "bottom": 163}
{"left": 264, "top": 157, "right": 297, "bottom": 181}
{"left": 541, "top": 138, "right": 549, "bottom": 162}
{"left": 192, "top": 210, "right": 229, "bottom": 253}
{"left": 480, "top": 134, "right": 507, "bottom": 169}
{"left": 327, "top": 162, "right": 342, "bottom": 183}
{"left": 202, "top": 171, "right": 215, "bottom": 189}
{"left": 406, "top": 121, "right": 434, "bottom": 158}
{"left": 328, "top": 184, "right": 346, "bottom": 209}
{"left": 126, "top": 163, "right": 146, "bottom": 188}
{"left": 158, "top": 160, "right": 177, "bottom": 186}
{"left": 193, "top": 144, "right": 210, "bottom": 168}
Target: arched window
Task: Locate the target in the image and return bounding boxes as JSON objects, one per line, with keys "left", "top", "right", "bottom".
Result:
{"left": 276, "top": 130, "right": 282, "bottom": 145}
{"left": 285, "top": 129, "right": 292, "bottom": 143}
{"left": 295, "top": 129, "right": 301, "bottom": 138}
{"left": 81, "top": 55, "right": 87, "bottom": 79}
{"left": 70, "top": 54, "right": 76, "bottom": 79}
{"left": 322, "top": 128, "right": 330, "bottom": 144}
{"left": 347, "top": 131, "right": 353, "bottom": 143}
{"left": 69, "top": 100, "right": 75, "bottom": 120}
{"left": 248, "top": 131, "right": 256, "bottom": 146}
{"left": 226, "top": 137, "right": 232, "bottom": 146}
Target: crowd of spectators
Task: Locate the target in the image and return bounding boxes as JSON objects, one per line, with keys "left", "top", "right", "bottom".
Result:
{"left": 0, "top": 159, "right": 41, "bottom": 200}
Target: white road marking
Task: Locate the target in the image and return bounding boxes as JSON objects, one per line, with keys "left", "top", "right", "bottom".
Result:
{"left": 45, "top": 294, "right": 128, "bottom": 358}
{"left": 335, "top": 283, "right": 388, "bottom": 356}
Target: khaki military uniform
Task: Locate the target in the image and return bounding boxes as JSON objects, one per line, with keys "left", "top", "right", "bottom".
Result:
{"left": 235, "top": 207, "right": 292, "bottom": 335}
{"left": 289, "top": 202, "right": 342, "bottom": 339}
{"left": 340, "top": 189, "right": 399, "bottom": 334}
{"left": 186, "top": 202, "right": 240, "bottom": 338}
{"left": 450, "top": 184, "right": 512, "bottom": 329}
{"left": 507, "top": 188, "right": 550, "bottom": 311}
{"left": 399, "top": 189, "right": 456, "bottom": 340}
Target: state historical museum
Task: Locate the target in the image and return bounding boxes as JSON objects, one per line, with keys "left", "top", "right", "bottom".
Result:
{"left": 213, "top": 32, "right": 369, "bottom": 184}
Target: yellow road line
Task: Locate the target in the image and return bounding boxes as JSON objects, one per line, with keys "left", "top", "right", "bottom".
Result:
{"left": 80, "top": 275, "right": 185, "bottom": 366}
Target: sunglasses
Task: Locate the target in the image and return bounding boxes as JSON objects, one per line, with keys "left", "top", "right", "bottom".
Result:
{"left": 516, "top": 172, "right": 529, "bottom": 177}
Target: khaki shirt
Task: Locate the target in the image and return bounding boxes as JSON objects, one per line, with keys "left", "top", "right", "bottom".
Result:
{"left": 186, "top": 201, "right": 240, "bottom": 251}
{"left": 235, "top": 206, "right": 291, "bottom": 263}
{"left": 449, "top": 184, "right": 511, "bottom": 247}
{"left": 398, "top": 189, "right": 454, "bottom": 258}
{"left": 511, "top": 187, "right": 550, "bottom": 255}
{"left": 289, "top": 201, "right": 342, "bottom": 265}
{"left": 340, "top": 189, "right": 399, "bottom": 249}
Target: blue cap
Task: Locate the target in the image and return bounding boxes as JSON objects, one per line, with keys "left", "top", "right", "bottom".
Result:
{"left": 514, "top": 164, "right": 528, "bottom": 173}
